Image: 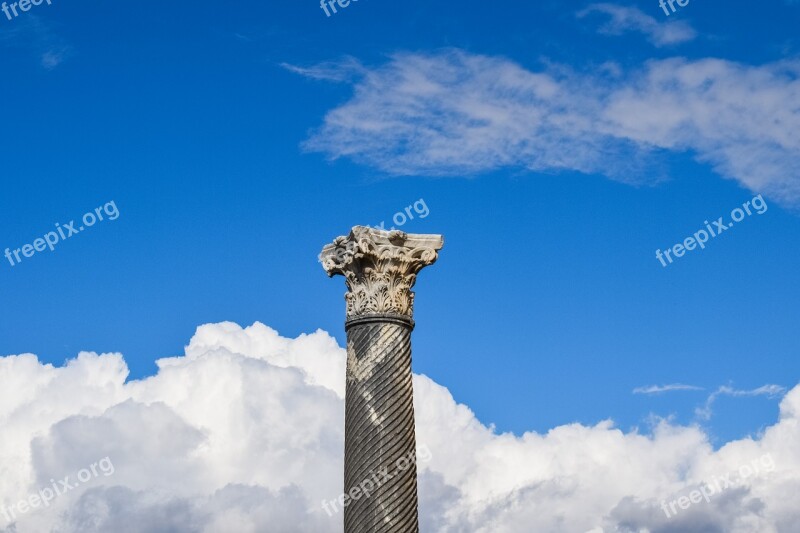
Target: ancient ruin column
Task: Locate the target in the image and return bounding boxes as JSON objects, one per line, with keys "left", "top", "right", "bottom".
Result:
{"left": 320, "top": 226, "right": 443, "bottom": 533}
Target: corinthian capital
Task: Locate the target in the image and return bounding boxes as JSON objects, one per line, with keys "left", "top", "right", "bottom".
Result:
{"left": 320, "top": 226, "right": 444, "bottom": 320}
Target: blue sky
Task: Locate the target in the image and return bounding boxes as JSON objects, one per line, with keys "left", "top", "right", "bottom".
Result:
{"left": 1, "top": 0, "right": 799, "bottom": 452}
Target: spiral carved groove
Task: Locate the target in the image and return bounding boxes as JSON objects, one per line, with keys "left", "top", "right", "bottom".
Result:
{"left": 344, "top": 319, "right": 419, "bottom": 533}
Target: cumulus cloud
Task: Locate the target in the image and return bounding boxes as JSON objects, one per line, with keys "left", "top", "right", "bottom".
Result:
{"left": 577, "top": 3, "right": 697, "bottom": 46}
{"left": 301, "top": 49, "right": 800, "bottom": 206}
{"left": 1, "top": 322, "right": 799, "bottom": 532}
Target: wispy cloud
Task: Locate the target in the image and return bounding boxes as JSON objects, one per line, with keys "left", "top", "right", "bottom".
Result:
{"left": 633, "top": 383, "right": 704, "bottom": 394}
{"left": 280, "top": 56, "right": 365, "bottom": 83}
{"left": 40, "top": 47, "right": 68, "bottom": 69}
{"left": 696, "top": 384, "right": 788, "bottom": 420}
{"left": 234, "top": 32, "right": 254, "bottom": 43}
{"left": 577, "top": 3, "right": 697, "bottom": 46}
{"left": 299, "top": 49, "right": 800, "bottom": 206}
{"left": 0, "top": 15, "right": 70, "bottom": 70}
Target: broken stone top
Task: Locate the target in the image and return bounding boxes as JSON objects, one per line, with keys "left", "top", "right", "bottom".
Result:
{"left": 320, "top": 226, "right": 444, "bottom": 319}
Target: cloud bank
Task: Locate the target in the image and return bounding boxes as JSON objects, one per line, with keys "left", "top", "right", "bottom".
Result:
{"left": 1, "top": 322, "right": 799, "bottom": 532}
{"left": 302, "top": 49, "right": 800, "bottom": 206}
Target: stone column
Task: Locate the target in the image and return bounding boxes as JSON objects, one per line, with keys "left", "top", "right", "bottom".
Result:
{"left": 320, "top": 226, "right": 443, "bottom": 533}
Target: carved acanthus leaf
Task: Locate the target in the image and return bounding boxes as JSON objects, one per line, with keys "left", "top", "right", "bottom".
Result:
{"left": 320, "top": 226, "right": 444, "bottom": 319}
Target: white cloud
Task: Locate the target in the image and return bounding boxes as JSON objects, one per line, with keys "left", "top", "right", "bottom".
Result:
{"left": 280, "top": 57, "right": 365, "bottom": 83}
{"left": 577, "top": 3, "right": 697, "bottom": 46}
{"left": 0, "top": 321, "right": 798, "bottom": 532}
{"left": 301, "top": 49, "right": 800, "bottom": 207}
{"left": 40, "top": 48, "right": 68, "bottom": 70}
{"left": 696, "top": 384, "right": 788, "bottom": 421}
{"left": 634, "top": 383, "right": 705, "bottom": 394}
{"left": 0, "top": 15, "right": 70, "bottom": 70}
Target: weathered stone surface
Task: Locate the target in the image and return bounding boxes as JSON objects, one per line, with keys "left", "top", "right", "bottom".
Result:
{"left": 320, "top": 226, "right": 443, "bottom": 320}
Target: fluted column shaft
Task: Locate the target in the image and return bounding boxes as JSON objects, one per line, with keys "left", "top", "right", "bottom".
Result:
{"left": 344, "top": 315, "right": 417, "bottom": 532}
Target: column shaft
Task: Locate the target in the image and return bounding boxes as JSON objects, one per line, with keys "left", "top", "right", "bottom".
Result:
{"left": 344, "top": 317, "right": 418, "bottom": 532}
